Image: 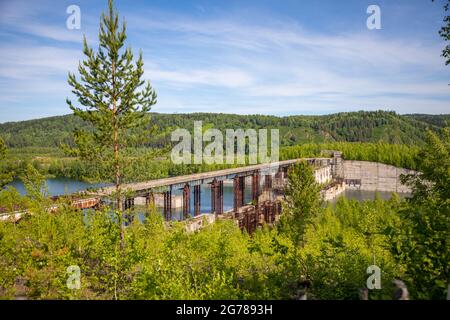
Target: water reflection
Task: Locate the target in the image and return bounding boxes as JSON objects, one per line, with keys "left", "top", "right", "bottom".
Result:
{"left": 327, "top": 189, "right": 411, "bottom": 204}
{"left": 7, "top": 178, "right": 107, "bottom": 196}
{"left": 150, "top": 183, "right": 254, "bottom": 221}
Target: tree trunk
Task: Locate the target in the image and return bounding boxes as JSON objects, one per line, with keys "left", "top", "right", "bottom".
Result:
{"left": 112, "top": 59, "right": 124, "bottom": 250}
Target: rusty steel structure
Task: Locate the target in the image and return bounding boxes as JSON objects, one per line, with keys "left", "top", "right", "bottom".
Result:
{"left": 2, "top": 157, "right": 338, "bottom": 232}
{"left": 87, "top": 157, "right": 334, "bottom": 232}
{"left": 182, "top": 184, "right": 190, "bottom": 218}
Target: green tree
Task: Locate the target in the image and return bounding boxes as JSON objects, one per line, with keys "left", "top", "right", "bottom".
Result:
{"left": 300, "top": 197, "right": 403, "bottom": 300}
{"left": 279, "top": 161, "right": 322, "bottom": 247}
{"left": 396, "top": 128, "right": 450, "bottom": 299}
{"left": 66, "top": 0, "right": 157, "bottom": 246}
{"left": 22, "top": 164, "right": 47, "bottom": 200}
{"left": 0, "top": 137, "right": 13, "bottom": 187}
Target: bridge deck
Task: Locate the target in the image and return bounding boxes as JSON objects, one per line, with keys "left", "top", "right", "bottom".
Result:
{"left": 93, "top": 158, "right": 332, "bottom": 196}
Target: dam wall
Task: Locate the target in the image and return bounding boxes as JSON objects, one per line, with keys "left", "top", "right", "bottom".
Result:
{"left": 342, "top": 160, "right": 416, "bottom": 193}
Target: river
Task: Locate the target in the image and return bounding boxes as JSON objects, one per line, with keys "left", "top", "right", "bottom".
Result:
{"left": 328, "top": 189, "right": 411, "bottom": 203}
{"left": 7, "top": 178, "right": 107, "bottom": 196}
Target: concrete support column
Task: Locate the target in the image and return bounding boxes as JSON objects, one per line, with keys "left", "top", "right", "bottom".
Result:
{"left": 210, "top": 179, "right": 223, "bottom": 215}
{"left": 233, "top": 177, "right": 239, "bottom": 211}
{"left": 240, "top": 176, "right": 245, "bottom": 207}
{"left": 194, "top": 185, "right": 201, "bottom": 216}
{"left": 218, "top": 180, "right": 223, "bottom": 214}
{"left": 163, "top": 192, "right": 167, "bottom": 219}
{"left": 252, "top": 172, "right": 260, "bottom": 205}
{"left": 233, "top": 176, "right": 245, "bottom": 211}
{"left": 182, "top": 184, "right": 190, "bottom": 219}
{"left": 123, "top": 197, "right": 134, "bottom": 211}
{"left": 264, "top": 174, "right": 272, "bottom": 190}
{"left": 163, "top": 189, "right": 172, "bottom": 221}
{"left": 211, "top": 179, "right": 218, "bottom": 214}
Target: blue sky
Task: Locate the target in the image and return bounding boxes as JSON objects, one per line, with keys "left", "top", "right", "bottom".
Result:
{"left": 0, "top": 0, "right": 449, "bottom": 122}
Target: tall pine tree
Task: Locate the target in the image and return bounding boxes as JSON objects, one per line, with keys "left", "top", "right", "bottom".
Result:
{"left": 66, "top": 0, "right": 157, "bottom": 246}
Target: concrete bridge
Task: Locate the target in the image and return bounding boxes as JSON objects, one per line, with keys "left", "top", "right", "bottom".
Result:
{"left": 93, "top": 157, "right": 335, "bottom": 222}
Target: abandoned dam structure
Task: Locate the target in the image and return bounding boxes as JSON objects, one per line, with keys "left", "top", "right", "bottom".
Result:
{"left": 92, "top": 152, "right": 415, "bottom": 233}
{"left": 0, "top": 152, "right": 416, "bottom": 233}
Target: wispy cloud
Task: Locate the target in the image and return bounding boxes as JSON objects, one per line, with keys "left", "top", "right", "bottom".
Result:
{"left": 145, "top": 65, "right": 254, "bottom": 88}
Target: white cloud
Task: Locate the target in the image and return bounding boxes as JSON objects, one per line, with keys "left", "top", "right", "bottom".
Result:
{"left": 0, "top": 46, "right": 81, "bottom": 79}
{"left": 0, "top": 2, "right": 448, "bottom": 119}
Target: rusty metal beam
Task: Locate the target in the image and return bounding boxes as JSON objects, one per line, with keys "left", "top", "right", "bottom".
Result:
{"left": 182, "top": 184, "right": 190, "bottom": 219}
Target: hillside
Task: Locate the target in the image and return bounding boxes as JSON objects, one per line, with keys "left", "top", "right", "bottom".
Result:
{"left": 0, "top": 110, "right": 447, "bottom": 148}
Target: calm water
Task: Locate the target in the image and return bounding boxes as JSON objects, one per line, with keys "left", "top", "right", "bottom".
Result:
{"left": 163, "top": 183, "right": 254, "bottom": 220}
{"left": 4, "top": 178, "right": 253, "bottom": 220}
{"left": 6, "top": 178, "right": 106, "bottom": 196}
{"left": 328, "top": 189, "right": 411, "bottom": 204}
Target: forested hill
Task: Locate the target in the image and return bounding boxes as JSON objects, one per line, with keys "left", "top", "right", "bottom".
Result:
{"left": 0, "top": 110, "right": 448, "bottom": 148}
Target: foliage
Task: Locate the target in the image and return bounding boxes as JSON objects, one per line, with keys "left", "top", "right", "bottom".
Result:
{"left": 0, "top": 137, "right": 13, "bottom": 187}
{"left": 1, "top": 140, "right": 421, "bottom": 186}
{"left": 393, "top": 128, "right": 450, "bottom": 299}
{"left": 0, "top": 186, "right": 412, "bottom": 300}
{"left": 0, "top": 202, "right": 301, "bottom": 299}
{"left": 280, "top": 142, "right": 420, "bottom": 170}
{"left": 1, "top": 111, "right": 447, "bottom": 149}
{"left": 65, "top": 0, "right": 157, "bottom": 247}
{"left": 21, "top": 164, "right": 48, "bottom": 204}
{"left": 300, "top": 195, "right": 405, "bottom": 300}
{"left": 65, "top": 0, "right": 157, "bottom": 194}
{"left": 0, "top": 149, "right": 447, "bottom": 300}
{"left": 278, "top": 161, "right": 322, "bottom": 247}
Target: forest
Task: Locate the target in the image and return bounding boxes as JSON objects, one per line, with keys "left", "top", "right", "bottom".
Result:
{"left": 0, "top": 127, "right": 448, "bottom": 300}
{"left": 0, "top": 110, "right": 439, "bottom": 184}
{"left": 1, "top": 111, "right": 448, "bottom": 148}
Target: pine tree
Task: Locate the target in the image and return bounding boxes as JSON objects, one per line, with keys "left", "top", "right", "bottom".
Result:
{"left": 66, "top": 0, "right": 157, "bottom": 247}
